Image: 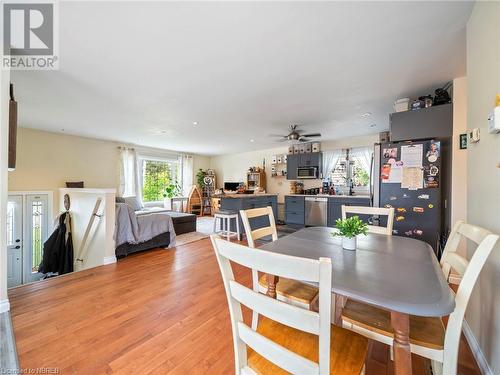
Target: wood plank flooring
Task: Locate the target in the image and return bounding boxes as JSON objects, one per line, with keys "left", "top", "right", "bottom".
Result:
{"left": 8, "top": 238, "right": 481, "bottom": 375}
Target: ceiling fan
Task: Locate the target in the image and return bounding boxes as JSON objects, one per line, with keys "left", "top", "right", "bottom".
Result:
{"left": 269, "top": 125, "right": 321, "bottom": 143}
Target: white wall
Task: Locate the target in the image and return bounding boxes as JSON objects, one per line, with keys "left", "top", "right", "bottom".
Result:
{"left": 0, "top": 66, "right": 11, "bottom": 311}
{"left": 210, "top": 134, "right": 378, "bottom": 203}
{"left": 8, "top": 128, "right": 211, "bottom": 216}
{"left": 465, "top": 2, "right": 500, "bottom": 373}
{"left": 451, "top": 77, "right": 468, "bottom": 256}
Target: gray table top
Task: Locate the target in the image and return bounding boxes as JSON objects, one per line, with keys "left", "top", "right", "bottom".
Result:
{"left": 260, "top": 227, "right": 455, "bottom": 317}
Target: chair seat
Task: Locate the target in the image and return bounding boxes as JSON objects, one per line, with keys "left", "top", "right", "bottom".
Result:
{"left": 248, "top": 317, "right": 368, "bottom": 375}
{"left": 341, "top": 299, "right": 445, "bottom": 350}
{"left": 258, "top": 275, "right": 318, "bottom": 306}
{"left": 215, "top": 210, "right": 238, "bottom": 216}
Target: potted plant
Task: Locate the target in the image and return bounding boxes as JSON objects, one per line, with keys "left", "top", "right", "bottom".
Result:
{"left": 332, "top": 216, "right": 368, "bottom": 250}
{"left": 163, "top": 183, "right": 181, "bottom": 209}
{"left": 196, "top": 169, "right": 206, "bottom": 188}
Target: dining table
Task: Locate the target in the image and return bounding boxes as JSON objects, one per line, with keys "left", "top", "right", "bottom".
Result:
{"left": 259, "top": 226, "right": 455, "bottom": 375}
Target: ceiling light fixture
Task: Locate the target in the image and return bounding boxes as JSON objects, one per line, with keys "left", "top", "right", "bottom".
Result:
{"left": 361, "top": 112, "right": 372, "bottom": 118}
{"left": 193, "top": 121, "right": 198, "bottom": 125}
{"left": 250, "top": 139, "right": 255, "bottom": 142}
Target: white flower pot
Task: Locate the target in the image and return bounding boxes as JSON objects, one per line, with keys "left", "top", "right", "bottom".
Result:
{"left": 342, "top": 236, "right": 357, "bottom": 251}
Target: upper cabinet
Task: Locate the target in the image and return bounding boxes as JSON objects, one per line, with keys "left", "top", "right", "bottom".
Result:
{"left": 390, "top": 103, "right": 453, "bottom": 142}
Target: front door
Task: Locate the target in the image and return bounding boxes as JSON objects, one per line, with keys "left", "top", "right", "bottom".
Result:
{"left": 24, "top": 194, "right": 49, "bottom": 283}
{"left": 7, "top": 195, "right": 23, "bottom": 288}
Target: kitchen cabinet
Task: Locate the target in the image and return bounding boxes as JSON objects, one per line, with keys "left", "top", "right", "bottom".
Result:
{"left": 286, "top": 155, "right": 298, "bottom": 180}
{"left": 284, "top": 195, "right": 305, "bottom": 226}
{"left": 327, "top": 197, "right": 371, "bottom": 227}
{"left": 390, "top": 103, "right": 453, "bottom": 142}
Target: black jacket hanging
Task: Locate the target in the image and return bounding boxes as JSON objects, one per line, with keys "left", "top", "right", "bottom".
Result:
{"left": 39, "top": 212, "right": 74, "bottom": 275}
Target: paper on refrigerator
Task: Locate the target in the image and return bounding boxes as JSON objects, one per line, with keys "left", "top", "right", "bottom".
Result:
{"left": 401, "top": 167, "right": 423, "bottom": 190}
{"left": 400, "top": 144, "right": 423, "bottom": 167}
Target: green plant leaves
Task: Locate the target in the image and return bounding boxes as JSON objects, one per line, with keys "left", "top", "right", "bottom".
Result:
{"left": 332, "top": 215, "right": 368, "bottom": 238}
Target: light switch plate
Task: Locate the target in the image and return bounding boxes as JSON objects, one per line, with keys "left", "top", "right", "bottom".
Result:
{"left": 488, "top": 106, "right": 500, "bottom": 134}
{"left": 469, "top": 128, "right": 480, "bottom": 143}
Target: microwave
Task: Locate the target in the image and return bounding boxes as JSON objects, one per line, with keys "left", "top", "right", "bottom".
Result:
{"left": 297, "top": 166, "right": 318, "bottom": 179}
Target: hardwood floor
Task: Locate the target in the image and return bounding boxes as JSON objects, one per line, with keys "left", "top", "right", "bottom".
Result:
{"left": 8, "top": 238, "right": 481, "bottom": 375}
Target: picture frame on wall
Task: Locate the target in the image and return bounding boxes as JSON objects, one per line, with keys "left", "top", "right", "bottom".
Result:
{"left": 459, "top": 133, "right": 467, "bottom": 149}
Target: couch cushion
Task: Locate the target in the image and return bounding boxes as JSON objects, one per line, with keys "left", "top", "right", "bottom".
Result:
{"left": 123, "top": 196, "right": 143, "bottom": 211}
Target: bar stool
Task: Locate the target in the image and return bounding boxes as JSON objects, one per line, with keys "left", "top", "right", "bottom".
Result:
{"left": 213, "top": 210, "right": 240, "bottom": 241}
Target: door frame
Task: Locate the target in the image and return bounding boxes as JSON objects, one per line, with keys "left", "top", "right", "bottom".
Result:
{"left": 7, "top": 191, "right": 53, "bottom": 285}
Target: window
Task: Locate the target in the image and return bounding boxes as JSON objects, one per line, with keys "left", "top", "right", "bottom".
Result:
{"left": 31, "top": 200, "right": 43, "bottom": 273}
{"left": 330, "top": 148, "right": 372, "bottom": 191}
{"left": 141, "top": 158, "right": 181, "bottom": 202}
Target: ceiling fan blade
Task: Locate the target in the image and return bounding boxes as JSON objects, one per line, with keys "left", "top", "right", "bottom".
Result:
{"left": 302, "top": 133, "right": 321, "bottom": 138}
{"left": 268, "top": 134, "right": 287, "bottom": 138}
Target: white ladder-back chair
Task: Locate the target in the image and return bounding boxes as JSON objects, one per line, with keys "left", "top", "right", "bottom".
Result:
{"left": 341, "top": 206, "right": 395, "bottom": 236}
{"left": 210, "top": 235, "right": 368, "bottom": 375}
{"left": 341, "top": 221, "right": 499, "bottom": 375}
{"left": 240, "top": 207, "right": 319, "bottom": 329}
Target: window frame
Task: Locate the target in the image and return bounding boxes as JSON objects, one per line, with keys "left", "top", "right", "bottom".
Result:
{"left": 330, "top": 148, "right": 371, "bottom": 195}
{"left": 138, "top": 155, "right": 182, "bottom": 206}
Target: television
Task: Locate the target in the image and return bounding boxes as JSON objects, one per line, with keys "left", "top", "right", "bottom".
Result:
{"left": 224, "top": 182, "right": 241, "bottom": 191}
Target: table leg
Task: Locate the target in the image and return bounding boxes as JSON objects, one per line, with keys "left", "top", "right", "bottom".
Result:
{"left": 391, "top": 311, "right": 412, "bottom": 375}
{"left": 334, "top": 294, "right": 347, "bottom": 326}
{"left": 266, "top": 274, "right": 279, "bottom": 299}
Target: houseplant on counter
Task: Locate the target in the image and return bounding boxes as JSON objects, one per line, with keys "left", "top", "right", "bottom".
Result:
{"left": 332, "top": 216, "right": 368, "bottom": 250}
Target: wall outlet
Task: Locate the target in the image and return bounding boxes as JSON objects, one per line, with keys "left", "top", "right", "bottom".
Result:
{"left": 469, "top": 128, "right": 480, "bottom": 143}
{"left": 488, "top": 106, "right": 500, "bottom": 134}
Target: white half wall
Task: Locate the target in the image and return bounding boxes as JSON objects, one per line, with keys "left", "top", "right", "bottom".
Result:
{"left": 465, "top": 2, "right": 500, "bottom": 374}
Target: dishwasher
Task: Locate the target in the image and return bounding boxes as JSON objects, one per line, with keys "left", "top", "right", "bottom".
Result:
{"left": 305, "top": 197, "right": 328, "bottom": 226}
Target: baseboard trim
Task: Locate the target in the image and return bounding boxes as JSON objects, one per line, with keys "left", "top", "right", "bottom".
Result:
{"left": 463, "top": 320, "right": 493, "bottom": 375}
{"left": 103, "top": 256, "right": 117, "bottom": 265}
{"left": 0, "top": 299, "right": 10, "bottom": 313}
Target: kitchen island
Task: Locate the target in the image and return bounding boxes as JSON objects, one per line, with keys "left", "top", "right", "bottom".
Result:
{"left": 218, "top": 194, "right": 278, "bottom": 238}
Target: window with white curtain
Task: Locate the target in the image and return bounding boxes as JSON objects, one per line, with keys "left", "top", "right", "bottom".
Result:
{"left": 139, "top": 157, "right": 182, "bottom": 202}
{"left": 330, "top": 147, "right": 372, "bottom": 192}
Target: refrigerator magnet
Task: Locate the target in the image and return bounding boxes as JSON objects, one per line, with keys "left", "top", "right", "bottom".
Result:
{"left": 396, "top": 216, "right": 405, "bottom": 221}
{"left": 418, "top": 194, "right": 430, "bottom": 199}
{"left": 396, "top": 207, "right": 407, "bottom": 213}
{"left": 381, "top": 163, "right": 391, "bottom": 180}
{"left": 384, "top": 204, "right": 393, "bottom": 209}
{"left": 428, "top": 204, "right": 434, "bottom": 209}
{"left": 413, "top": 207, "right": 424, "bottom": 213}
{"left": 413, "top": 229, "right": 423, "bottom": 236}
{"left": 405, "top": 230, "right": 413, "bottom": 236}
{"left": 426, "top": 142, "right": 440, "bottom": 162}
{"left": 429, "top": 165, "right": 439, "bottom": 176}
{"left": 389, "top": 196, "right": 398, "bottom": 201}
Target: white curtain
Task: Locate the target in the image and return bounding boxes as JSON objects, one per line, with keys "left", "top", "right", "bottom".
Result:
{"left": 119, "top": 147, "right": 141, "bottom": 199}
{"left": 350, "top": 146, "right": 372, "bottom": 175}
{"left": 182, "top": 155, "right": 194, "bottom": 196}
{"left": 322, "top": 149, "right": 343, "bottom": 178}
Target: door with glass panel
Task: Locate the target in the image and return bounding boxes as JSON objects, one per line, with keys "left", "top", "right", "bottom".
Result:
{"left": 24, "top": 194, "right": 49, "bottom": 283}
{"left": 7, "top": 195, "right": 23, "bottom": 288}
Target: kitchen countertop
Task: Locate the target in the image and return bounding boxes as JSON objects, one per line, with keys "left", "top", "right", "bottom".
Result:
{"left": 285, "top": 194, "right": 371, "bottom": 199}
{"left": 216, "top": 193, "right": 278, "bottom": 198}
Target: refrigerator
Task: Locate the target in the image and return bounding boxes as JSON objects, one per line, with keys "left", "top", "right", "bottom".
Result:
{"left": 371, "top": 139, "right": 443, "bottom": 254}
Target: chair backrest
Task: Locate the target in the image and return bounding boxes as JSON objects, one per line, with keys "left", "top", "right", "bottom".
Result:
{"left": 441, "top": 223, "right": 498, "bottom": 374}
{"left": 341, "top": 205, "right": 395, "bottom": 235}
{"left": 211, "top": 235, "right": 332, "bottom": 375}
{"left": 440, "top": 220, "right": 491, "bottom": 281}
{"left": 239, "top": 206, "right": 278, "bottom": 248}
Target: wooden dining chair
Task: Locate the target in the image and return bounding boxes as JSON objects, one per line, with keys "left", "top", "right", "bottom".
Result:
{"left": 210, "top": 235, "right": 368, "bottom": 375}
{"left": 341, "top": 206, "right": 395, "bottom": 235}
{"left": 341, "top": 221, "right": 499, "bottom": 374}
{"left": 240, "top": 207, "right": 319, "bottom": 329}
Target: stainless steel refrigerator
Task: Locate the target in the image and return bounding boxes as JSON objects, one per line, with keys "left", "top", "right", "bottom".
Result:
{"left": 371, "top": 140, "right": 443, "bottom": 253}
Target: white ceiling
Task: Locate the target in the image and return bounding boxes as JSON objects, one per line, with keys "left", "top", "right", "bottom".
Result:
{"left": 13, "top": 1, "right": 473, "bottom": 156}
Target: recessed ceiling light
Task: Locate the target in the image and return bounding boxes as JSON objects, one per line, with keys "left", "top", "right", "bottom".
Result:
{"left": 250, "top": 139, "right": 255, "bottom": 142}
{"left": 193, "top": 121, "right": 198, "bottom": 125}
{"left": 369, "top": 124, "right": 377, "bottom": 128}
{"left": 361, "top": 112, "right": 372, "bottom": 118}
